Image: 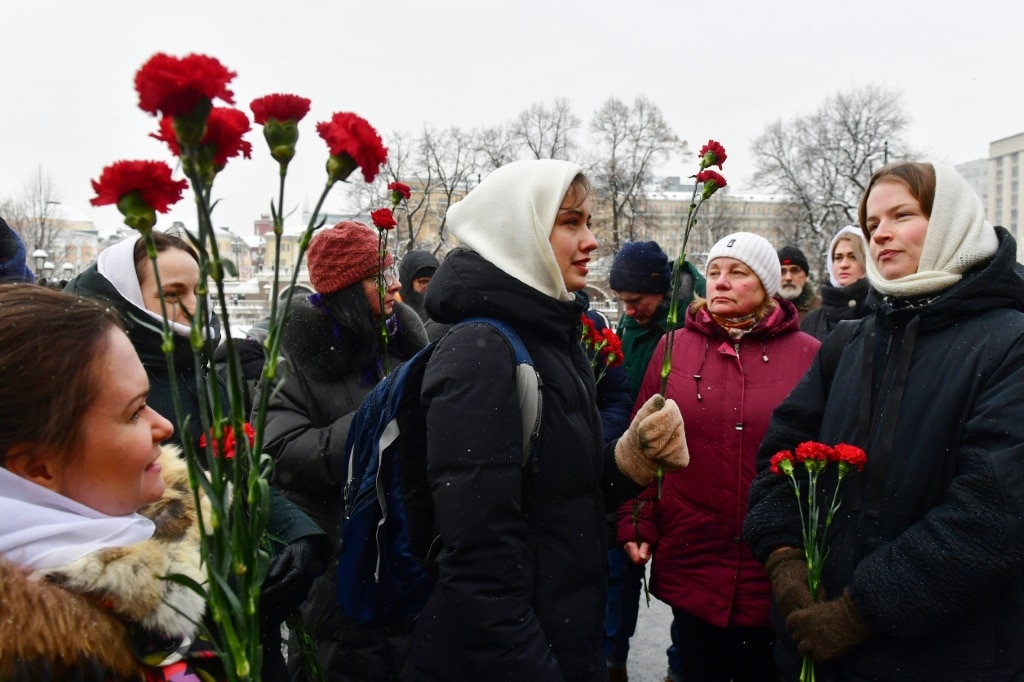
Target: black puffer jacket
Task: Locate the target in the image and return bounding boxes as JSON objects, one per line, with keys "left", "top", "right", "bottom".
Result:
{"left": 407, "top": 249, "right": 642, "bottom": 682}
{"left": 744, "top": 228, "right": 1024, "bottom": 681}
{"left": 800, "top": 277, "right": 871, "bottom": 342}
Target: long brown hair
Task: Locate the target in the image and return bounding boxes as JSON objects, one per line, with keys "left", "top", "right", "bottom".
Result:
{"left": 0, "top": 284, "right": 122, "bottom": 467}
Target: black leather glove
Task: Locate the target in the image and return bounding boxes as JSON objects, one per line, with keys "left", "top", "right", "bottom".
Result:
{"left": 260, "top": 535, "right": 330, "bottom": 626}
{"left": 765, "top": 547, "right": 814, "bottom": 620}
{"left": 786, "top": 588, "right": 872, "bottom": 664}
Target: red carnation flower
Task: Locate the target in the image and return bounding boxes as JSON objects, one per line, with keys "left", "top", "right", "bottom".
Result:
{"left": 795, "top": 441, "right": 835, "bottom": 463}
{"left": 249, "top": 93, "right": 311, "bottom": 125}
{"left": 152, "top": 107, "right": 252, "bottom": 170}
{"left": 696, "top": 170, "right": 727, "bottom": 188}
{"left": 371, "top": 208, "right": 397, "bottom": 230}
{"left": 600, "top": 328, "right": 625, "bottom": 367}
{"left": 202, "top": 108, "right": 252, "bottom": 168}
{"left": 388, "top": 181, "right": 412, "bottom": 201}
{"left": 696, "top": 170, "right": 727, "bottom": 200}
{"left": 699, "top": 140, "right": 728, "bottom": 169}
{"left": 316, "top": 112, "right": 387, "bottom": 183}
{"left": 135, "top": 53, "right": 236, "bottom": 117}
{"left": 199, "top": 422, "right": 256, "bottom": 460}
{"left": 833, "top": 443, "right": 867, "bottom": 472}
{"left": 770, "top": 450, "right": 795, "bottom": 476}
{"left": 90, "top": 160, "right": 188, "bottom": 213}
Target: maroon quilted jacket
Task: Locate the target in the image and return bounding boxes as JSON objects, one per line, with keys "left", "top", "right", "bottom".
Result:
{"left": 617, "top": 298, "right": 819, "bottom": 628}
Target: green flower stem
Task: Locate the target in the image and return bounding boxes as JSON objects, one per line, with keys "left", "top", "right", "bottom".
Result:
{"left": 375, "top": 227, "right": 390, "bottom": 376}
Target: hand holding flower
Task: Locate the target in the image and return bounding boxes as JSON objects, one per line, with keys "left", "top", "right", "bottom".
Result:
{"left": 765, "top": 547, "right": 816, "bottom": 620}
{"left": 786, "top": 588, "right": 872, "bottom": 664}
{"left": 616, "top": 395, "right": 689, "bottom": 485}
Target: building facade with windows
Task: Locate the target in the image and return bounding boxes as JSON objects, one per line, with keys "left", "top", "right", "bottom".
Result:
{"left": 988, "top": 132, "right": 1024, "bottom": 260}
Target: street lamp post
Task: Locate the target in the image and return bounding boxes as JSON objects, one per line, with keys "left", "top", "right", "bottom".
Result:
{"left": 32, "top": 249, "right": 48, "bottom": 277}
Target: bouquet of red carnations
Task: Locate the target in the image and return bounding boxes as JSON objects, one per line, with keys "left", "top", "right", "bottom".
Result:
{"left": 580, "top": 314, "right": 624, "bottom": 384}
{"left": 770, "top": 441, "right": 867, "bottom": 682}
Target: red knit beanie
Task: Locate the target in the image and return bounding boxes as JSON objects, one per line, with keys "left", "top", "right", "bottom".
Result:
{"left": 307, "top": 221, "right": 394, "bottom": 295}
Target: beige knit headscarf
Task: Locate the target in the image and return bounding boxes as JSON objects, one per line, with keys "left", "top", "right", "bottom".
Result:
{"left": 865, "top": 162, "right": 998, "bottom": 298}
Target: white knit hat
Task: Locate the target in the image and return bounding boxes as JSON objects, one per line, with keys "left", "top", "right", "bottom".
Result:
{"left": 705, "top": 232, "right": 781, "bottom": 295}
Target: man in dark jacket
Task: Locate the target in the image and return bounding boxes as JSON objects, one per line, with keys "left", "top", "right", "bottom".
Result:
{"left": 777, "top": 245, "right": 821, "bottom": 323}
{"left": 604, "top": 240, "right": 705, "bottom": 681}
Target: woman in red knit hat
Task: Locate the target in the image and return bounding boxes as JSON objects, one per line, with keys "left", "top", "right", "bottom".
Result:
{"left": 257, "top": 220, "right": 429, "bottom": 681}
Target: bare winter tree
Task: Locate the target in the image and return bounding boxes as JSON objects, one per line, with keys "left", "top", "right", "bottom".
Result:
{"left": 511, "top": 98, "right": 581, "bottom": 161}
{"left": 752, "top": 84, "right": 914, "bottom": 281}
{"left": 349, "top": 132, "right": 439, "bottom": 258}
{"left": 420, "top": 125, "right": 479, "bottom": 255}
{"left": 4, "top": 166, "right": 65, "bottom": 263}
{"left": 588, "top": 95, "right": 684, "bottom": 253}
{"left": 475, "top": 123, "right": 521, "bottom": 172}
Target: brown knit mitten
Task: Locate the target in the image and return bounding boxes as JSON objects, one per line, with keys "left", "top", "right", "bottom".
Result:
{"left": 786, "top": 588, "right": 872, "bottom": 664}
{"left": 765, "top": 547, "right": 814, "bottom": 620}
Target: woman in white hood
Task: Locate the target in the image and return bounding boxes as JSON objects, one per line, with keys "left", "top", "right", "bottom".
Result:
{"left": 406, "top": 159, "right": 689, "bottom": 681}
{"left": 800, "top": 225, "right": 871, "bottom": 341}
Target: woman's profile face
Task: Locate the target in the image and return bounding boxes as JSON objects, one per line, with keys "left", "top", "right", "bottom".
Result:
{"left": 48, "top": 328, "right": 174, "bottom": 515}
{"left": 139, "top": 247, "right": 200, "bottom": 325}
{"left": 549, "top": 187, "right": 597, "bottom": 293}
{"left": 832, "top": 238, "right": 865, "bottom": 285}
{"left": 706, "top": 257, "right": 767, "bottom": 318}
{"left": 361, "top": 260, "right": 401, "bottom": 319}
{"left": 865, "top": 180, "right": 929, "bottom": 280}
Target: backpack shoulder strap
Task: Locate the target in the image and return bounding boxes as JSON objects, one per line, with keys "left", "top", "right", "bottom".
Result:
{"left": 454, "top": 317, "right": 542, "bottom": 471}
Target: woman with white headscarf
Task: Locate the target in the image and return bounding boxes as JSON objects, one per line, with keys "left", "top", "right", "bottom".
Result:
{"left": 406, "top": 159, "right": 689, "bottom": 681}
{"left": 800, "top": 225, "right": 871, "bottom": 341}
{"left": 744, "top": 161, "right": 1024, "bottom": 681}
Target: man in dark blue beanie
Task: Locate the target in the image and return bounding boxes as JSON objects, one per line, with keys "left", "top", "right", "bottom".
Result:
{"left": 0, "top": 217, "right": 36, "bottom": 284}
{"left": 603, "top": 240, "right": 704, "bottom": 682}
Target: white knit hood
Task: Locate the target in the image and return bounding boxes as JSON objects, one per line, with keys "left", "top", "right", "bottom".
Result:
{"left": 447, "top": 159, "right": 582, "bottom": 302}
{"left": 865, "top": 162, "right": 998, "bottom": 297}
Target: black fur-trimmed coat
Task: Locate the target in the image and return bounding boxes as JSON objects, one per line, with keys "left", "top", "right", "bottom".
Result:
{"left": 0, "top": 446, "right": 212, "bottom": 681}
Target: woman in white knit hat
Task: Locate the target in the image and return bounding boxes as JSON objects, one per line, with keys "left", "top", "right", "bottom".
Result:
{"left": 406, "top": 159, "right": 689, "bottom": 681}
{"left": 616, "top": 231, "right": 820, "bottom": 682}
{"left": 745, "top": 161, "right": 1024, "bottom": 681}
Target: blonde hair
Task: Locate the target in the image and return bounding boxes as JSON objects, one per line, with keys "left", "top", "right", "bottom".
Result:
{"left": 833, "top": 235, "right": 866, "bottom": 266}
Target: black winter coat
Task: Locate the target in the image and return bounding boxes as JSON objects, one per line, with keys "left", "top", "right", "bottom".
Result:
{"left": 407, "top": 248, "right": 643, "bottom": 682}
{"left": 744, "top": 228, "right": 1024, "bottom": 681}
{"left": 258, "top": 295, "right": 428, "bottom": 681}
{"left": 800, "top": 277, "right": 871, "bottom": 342}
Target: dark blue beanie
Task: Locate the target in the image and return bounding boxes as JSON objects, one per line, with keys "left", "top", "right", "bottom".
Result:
{"left": 609, "top": 241, "right": 671, "bottom": 294}
{"left": 0, "top": 217, "right": 36, "bottom": 284}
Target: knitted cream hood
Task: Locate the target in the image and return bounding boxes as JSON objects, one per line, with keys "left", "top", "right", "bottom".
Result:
{"left": 865, "top": 162, "right": 998, "bottom": 297}
{"left": 447, "top": 159, "right": 582, "bottom": 302}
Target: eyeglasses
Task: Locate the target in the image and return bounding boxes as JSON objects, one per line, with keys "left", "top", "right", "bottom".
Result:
{"left": 365, "top": 267, "right": 399, "bottom": 288}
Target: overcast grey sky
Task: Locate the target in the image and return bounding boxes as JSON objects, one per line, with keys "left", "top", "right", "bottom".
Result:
{"left": 2, "top": 0, "right": 1022, "bottom": 236}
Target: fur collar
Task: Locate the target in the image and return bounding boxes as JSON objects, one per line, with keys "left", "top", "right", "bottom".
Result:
{"left": 282, "top": 297, "right": 428, "bottom": 380}
{"left": 33, "top": 445, "right": 212, "bottom": 639}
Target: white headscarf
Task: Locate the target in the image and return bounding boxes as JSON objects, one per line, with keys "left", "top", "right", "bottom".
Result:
{"left": 447, "top": 159, "right": 582, "bottom": 302}
{"left": 865, "top": 162, "right": 999, "bottom": 298}
{"left": 0, "top": 466, "right": 154, "bottom": 571}
{"left": 826, "top": 226, "right": 868, "bottom": 287}
{"left": 97, "top": 234, "right": 204, "bottom": 337}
